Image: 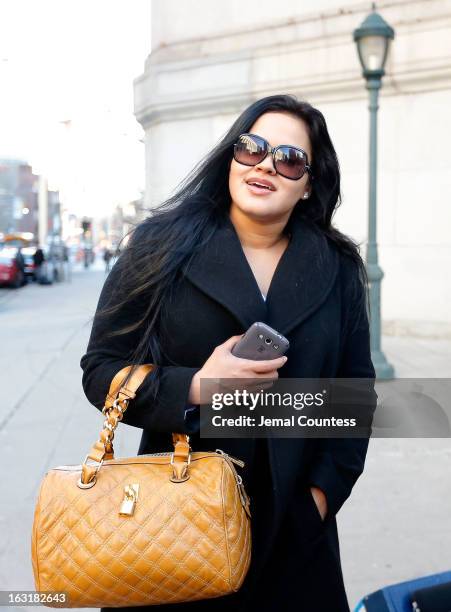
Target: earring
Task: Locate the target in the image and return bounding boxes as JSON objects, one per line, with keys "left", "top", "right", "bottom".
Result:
{"left": 303, "top": 193, "right": 309, "bottom": 199}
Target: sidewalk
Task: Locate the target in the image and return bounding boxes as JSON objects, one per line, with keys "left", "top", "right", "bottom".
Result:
{"left": 383, "top": 335, "right": 451, "bottom": 377}
{"left": 340, "top": 336, "right": 451, "bottom": 605}
{"left": 0, "top": 268, "right": 450, "bottom": 610}
{"left": 0, "top": 267, "right": 142, "bottom": 612}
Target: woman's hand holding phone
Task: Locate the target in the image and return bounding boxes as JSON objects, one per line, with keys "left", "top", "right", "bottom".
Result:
{"left": 188, "top": 334, "right": 288, "bottom": 405}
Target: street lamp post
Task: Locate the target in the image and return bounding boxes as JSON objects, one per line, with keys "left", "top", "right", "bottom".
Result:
{"left": 353, "top": 5, "right": 395, "bottom": 379}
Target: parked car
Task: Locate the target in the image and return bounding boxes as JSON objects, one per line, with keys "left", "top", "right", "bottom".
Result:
{"left": 22, "top": 246, "right": 37, "bottom": 280}
{"left": 0, "top": 248, "right": 26, "bottom": 288}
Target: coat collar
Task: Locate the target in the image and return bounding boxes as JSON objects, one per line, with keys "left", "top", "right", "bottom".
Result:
{"left": 183, "top": 211, "right": 339, "bottom": 336}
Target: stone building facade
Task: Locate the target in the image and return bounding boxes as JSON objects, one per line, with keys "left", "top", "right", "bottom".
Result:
{"left": 134, "top": 0, "right": 451, "bottom": 337}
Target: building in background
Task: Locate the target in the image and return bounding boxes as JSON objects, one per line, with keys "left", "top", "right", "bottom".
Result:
{"left": 48, "top": 190, "right": 62, "bottom": 241}
{"left": 0, "top": 159, "right": 39, "bottom": 236}
{"left": 0, "top": 159, "right": 65, "bottom": 247}
{"left": 134, "top": 0, "right": 451, "bottom": 339}
{"left": 96, "top": 195, "right": 146, "bottom": 252}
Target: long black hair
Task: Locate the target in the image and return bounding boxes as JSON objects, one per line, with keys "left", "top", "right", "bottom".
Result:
{"left": 98, "top": 94, "right": 369, "bottom": 384}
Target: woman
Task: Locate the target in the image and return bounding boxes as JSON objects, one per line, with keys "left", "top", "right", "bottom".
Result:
{"left": 80, "top": 94, "right": 376, "bottom": 611}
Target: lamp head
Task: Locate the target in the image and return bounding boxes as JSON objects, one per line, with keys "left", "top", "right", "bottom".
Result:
{"left": 353, "top": 5, "right": 395, "bottom": 79}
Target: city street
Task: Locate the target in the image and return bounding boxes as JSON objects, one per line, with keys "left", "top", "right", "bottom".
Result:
{"left": 0, "top": 266, "right": 450, "bottom": 610}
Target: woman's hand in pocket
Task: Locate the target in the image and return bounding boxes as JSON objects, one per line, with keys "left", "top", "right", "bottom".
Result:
{"left": 310, "top": 486, "right": 328, "bottom": 521}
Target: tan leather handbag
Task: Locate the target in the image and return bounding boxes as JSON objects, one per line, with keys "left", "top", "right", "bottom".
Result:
{"left": 31, "top": 364, "right": 252, "bottom": 608}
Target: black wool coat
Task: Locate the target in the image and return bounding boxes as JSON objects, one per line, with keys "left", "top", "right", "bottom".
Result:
{"left": 80, "top": 211, "right": 376, "bottom": 612}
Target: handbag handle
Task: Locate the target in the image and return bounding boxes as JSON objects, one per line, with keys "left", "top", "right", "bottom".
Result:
{"left": 79, "top": 364, "right": 191, "bottom": 488}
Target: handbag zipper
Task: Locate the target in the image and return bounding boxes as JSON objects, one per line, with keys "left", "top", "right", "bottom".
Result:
{"left": 139, "top": 450, "right": 246, "bottom": 468}
{"left": 52, "top": 451, "right": 173, "bottom": 469}
{"left": 52, "top": 449, "right": 251, "bottom": 517}
{"left": 141, "top": 448, "right": 249, "bottom": 504}
{"left": 52, "top": 450, "right": 242, "bottom": 469}
{"left": 215, "top": 448, "right": 245, "bottom": 469}
{"left": 215, "top": 448, "right": 245, "bottom": 467}
{"left": 215, "top": 449, "right": 251, "bottom": 518}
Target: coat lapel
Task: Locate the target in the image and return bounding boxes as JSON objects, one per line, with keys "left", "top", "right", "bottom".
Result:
{"left": 265, "top": 212, "right": 339, "bottom": 335}
{"left": 182, "top": 216, "right": 268, "bottom": 330}
{"left": 183, "top": 211, "right": 339, "bottom": 336}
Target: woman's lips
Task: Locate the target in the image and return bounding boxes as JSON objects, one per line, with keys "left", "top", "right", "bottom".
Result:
{"left": 246, "top": 183, "right": 275, "bottom": 196}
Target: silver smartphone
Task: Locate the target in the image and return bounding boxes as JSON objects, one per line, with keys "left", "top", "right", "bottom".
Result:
{"left": 231, "top": 322, "right": 290, "bottom": 360}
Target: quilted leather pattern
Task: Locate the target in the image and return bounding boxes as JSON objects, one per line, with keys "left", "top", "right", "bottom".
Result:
{"left": 31, "top": 452, "right": 251, "bottom": 608}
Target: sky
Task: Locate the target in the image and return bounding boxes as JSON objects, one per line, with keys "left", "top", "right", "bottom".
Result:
{"left": 0, "top": 0, "right": 151, "bottom": 217}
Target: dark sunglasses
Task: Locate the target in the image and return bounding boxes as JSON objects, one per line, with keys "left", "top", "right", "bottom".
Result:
{"left": 233, "top": 133, "right": 313, "bottom": 181}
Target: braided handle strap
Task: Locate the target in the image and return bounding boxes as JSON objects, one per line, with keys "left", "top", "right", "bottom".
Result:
{"left": 79, "top": 364, "right": 191, "bottom": 487}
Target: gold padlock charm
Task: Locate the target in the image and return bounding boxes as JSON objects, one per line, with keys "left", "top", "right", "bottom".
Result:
{"left": 119, "top": 484, "right": 139, "bottom": 516}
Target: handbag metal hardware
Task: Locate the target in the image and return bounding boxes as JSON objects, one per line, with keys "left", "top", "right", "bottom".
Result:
{"left": 76, "top": 455, "right": 104, "bottom": 489}
{"left": 119, "top": 484, "right": 139, "bottom": 516}
{"left": 169, "top": 450, "right": 191, "bottom": 482}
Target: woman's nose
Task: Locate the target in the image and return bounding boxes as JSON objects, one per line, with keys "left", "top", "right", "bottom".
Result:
{"left": 254, "top": 154, "right": 277, "bottom": 174}
{"left": 255, "top": 155, "right": 277, "bottom": 174}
